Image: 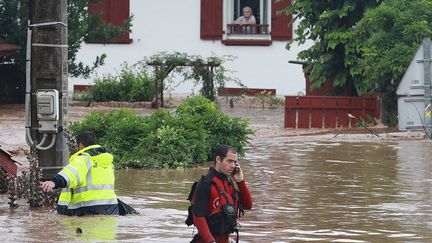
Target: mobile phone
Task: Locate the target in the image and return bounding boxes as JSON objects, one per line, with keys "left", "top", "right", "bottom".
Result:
{"left": 232, "top": 163, "right": 239, "bottom": 175}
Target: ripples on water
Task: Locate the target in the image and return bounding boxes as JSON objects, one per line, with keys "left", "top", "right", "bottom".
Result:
{"left": 1, "top": 140, "right": 432, "bottom": 242}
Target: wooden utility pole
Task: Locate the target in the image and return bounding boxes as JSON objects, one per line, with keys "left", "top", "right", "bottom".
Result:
{"left": 30, "top": 0, "right": 69, "bottom": 178}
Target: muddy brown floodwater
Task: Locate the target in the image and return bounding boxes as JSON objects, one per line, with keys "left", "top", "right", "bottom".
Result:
{"left": 1, "top": 105, "right": 432, "bottom": 242}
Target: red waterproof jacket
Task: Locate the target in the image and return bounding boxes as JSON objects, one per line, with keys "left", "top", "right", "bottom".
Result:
{"left": 192, "top": 167, "right": 252, "bottom": 243}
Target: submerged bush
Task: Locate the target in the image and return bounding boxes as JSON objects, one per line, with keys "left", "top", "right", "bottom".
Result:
{"left": 176, "top": 96, "right": 251, "bottom": 159}
{"left": 69, "top": 109, "right": 148, "bottom": 163}
{"left": 0, "top": 169, "right": 9, "bottom": 194}
{"left": 70, "top": 96, "right": 253, "bottom": 169}
{"left": 2, "top": 150, "right": 59, "bottom": 209}
{"left": 253, "top": 91, "right": 284, "bottom": 109}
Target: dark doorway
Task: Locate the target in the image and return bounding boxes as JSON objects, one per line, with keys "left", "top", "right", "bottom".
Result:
{"left": 0, "top": 64, "right": 25, "bottom": 104}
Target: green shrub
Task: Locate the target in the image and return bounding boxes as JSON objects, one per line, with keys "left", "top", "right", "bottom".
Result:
{"left": 254, "top": 91, "right": 284, "bottom": 109}
{"left": 91, "top": 74, "right": 121, "bottom": 102}
{"left": 81, "top": 65, "right": 155, "bottom": 102}
{"left": 69, "top": 96, "right": 253, "bottom": 169}
{"left": 119, "top": 109, "right": 207, "bottom": 169}
{"left": 124, "top": 125, "right": 199, "bottom": 169}
{"left": 69, "top": 109, "right": 148, "bottom": 162}
{"left": 176, "top": 96, "right": 252, "bottom": 159}
{"left": 72, "top": 91, "right": 93, "bottom": 102}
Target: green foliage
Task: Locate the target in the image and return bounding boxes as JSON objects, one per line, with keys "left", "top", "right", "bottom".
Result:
{"left": 85, "top": 10, "right": 132, "bottom": 44}
{"left": 69, "top": 96, "right": 253, "bottom": 169}
{"left": 349, "top": 0, "right": 432, "bottom": 95}
{"left": 141, "top": 52, "right": 242, "bottom": 103}
{"left": 79, "top": 52, "right": 241, "bottom": 105}
{"left": 285, "top": 0, "right": 432, "bottom": 122}
{"left": 0, "top": 0, "right": 132, "bottom": 78}
{"left": 72, "top": 91, "right": 93, "bottom": 102}
{"left": 80, "top": 64, "right": 155, "bottom": 102}
{"left": 285, "top": 0, "right": 382, "bottom": 92}
{"left": 176, "top": 96, "right": 252, "bottom": 159}
{"left": 253, "top": 91, "right": 284, "bottom": 109}
{"left": 287, "top": 0, "right": 432, "bottom": 96}
{"left": 0, "top": 0, "right": 28, "bottom": 71}
{"left": 69, "top": 109, "right": 147, "bottom": 162}
{"left": 124, "top": 113, "right": 208, "bottom": 169}
{"left": 66, "top": 0, "right": 133, "bottom": 78}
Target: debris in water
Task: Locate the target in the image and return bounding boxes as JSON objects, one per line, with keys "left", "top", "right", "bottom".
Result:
{"left": 7, "top": 149, "right": 59, "bottom": 208}
{"left": 0, "top": 168, "right": 9, "bottom": 193}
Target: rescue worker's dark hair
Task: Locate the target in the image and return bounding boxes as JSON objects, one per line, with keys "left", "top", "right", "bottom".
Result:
{"left": 214, "top": 145, "right": 237, "bottom": 164}
{"left": 76, "top": 131, "right": 96, "bottom": 147}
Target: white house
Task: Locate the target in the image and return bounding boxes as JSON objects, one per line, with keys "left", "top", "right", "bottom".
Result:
{"left": 70, "top": 0, "right": 312, "bottom": 95}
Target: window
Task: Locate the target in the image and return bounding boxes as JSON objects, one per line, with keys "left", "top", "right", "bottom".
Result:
{"left": 86, "top": 0, "right": 132, "bottom": 44}
{"left": 233, "top": 0, "right": 267, "bottom": 25}
{"left": 225, "top": 0, "right": 270, "bottom": 42}
{"left": 200, "top": 0, "right": 292, "bottom": 46}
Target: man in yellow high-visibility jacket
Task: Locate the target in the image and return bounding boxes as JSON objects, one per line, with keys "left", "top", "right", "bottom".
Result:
{"left": 41, "top": 131, "right": 134, "bottom": 216}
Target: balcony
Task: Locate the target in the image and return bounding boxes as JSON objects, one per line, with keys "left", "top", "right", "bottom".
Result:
{"left": 223, "top": 24, "right": 272, "bottom": 46}
{"left": 227, "top": 24, "right": 270, "bottom": 35}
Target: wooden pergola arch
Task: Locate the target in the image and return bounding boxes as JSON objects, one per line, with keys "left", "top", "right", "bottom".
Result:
{"left": 147, "top": 61, "right": 221, "bottom": 108}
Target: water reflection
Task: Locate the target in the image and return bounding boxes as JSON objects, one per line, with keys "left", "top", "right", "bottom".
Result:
{"left": 60, "top": 216, "right": 118, "bottom": 241}
{"left": 243, "top": 140, "right": 432, "bottom": 242}
{"left": 1, "top": 140, "right": 432, "bottom": 242}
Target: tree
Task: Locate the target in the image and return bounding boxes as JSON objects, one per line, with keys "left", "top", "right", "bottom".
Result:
{"left": 0, "top": 0, "right": 28, "bottom": 72}
{"left": 285, "top": 0, "right": 382, "bottom": 92}
{"left": 0, "top": 0, "right": 131, "bottom": 78}
{"left": 285, "top": 0, "right": 432, "bottom": 123}
{"left": 350, "top": 0, "right": 432, "bottom": 95}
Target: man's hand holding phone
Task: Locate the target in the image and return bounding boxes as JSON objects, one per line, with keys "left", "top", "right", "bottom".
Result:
{"left": 232, "top": 162, "right": 244, "bottom": 183}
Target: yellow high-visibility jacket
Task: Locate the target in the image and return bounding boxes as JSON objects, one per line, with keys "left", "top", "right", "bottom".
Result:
{"left": 57, "top": 145, "right": 117, "bottom": 210}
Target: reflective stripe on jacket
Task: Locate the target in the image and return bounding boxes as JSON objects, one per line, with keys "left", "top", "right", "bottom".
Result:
{"left": 57, "top": 145, "right": 117, "bottom": 210}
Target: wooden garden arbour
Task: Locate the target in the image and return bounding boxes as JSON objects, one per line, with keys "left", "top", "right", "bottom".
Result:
{"left": 147, "top": 61, "right": 221, "bottom": 108}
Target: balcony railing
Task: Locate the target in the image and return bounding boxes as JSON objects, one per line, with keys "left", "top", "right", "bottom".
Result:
{"left": 226, "top": 24, "right": 270, "bottom": 35}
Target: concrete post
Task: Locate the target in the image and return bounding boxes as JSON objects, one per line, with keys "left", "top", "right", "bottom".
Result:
{"left": 30, "top": 0, "right": 69, "bottom": 178}
{"left": 422, "top": 38, "right": 432, "bottom": 138}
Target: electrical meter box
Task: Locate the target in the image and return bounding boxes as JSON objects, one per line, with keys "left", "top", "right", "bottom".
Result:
{"left": 36, "top": 89, "right": 59, "bottom": 133}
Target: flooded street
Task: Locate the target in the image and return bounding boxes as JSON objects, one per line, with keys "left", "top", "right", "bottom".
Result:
{"left": 243, "top": 139, "right": 432, "bottom": 242}
{"left": 1, "top": 105, "right": 432, "bottom": 242}
{"left": 2, "top": 139, "right": 432, "bottom": 242}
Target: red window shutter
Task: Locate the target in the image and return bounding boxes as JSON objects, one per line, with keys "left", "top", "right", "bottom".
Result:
{"left": 88, "top": 0, "right": 131, "bottom": 44}
{"left": 271, "top": 0, "right": 293, "bottom": 40}
{"left": 200, "top": 0, "right": 223, "bottom": 40}
{"left": 88, "top": 0, "right": 110, "bottom": 22}
{"left": 109, "top": 0, "right": 131, "bottom": 43}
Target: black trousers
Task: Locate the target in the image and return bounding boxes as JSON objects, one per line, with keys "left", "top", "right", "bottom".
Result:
{"left": 57, "top": 204, "right": 119, "bottom": 216}
{"left": 57, "top": 199, "right": 138, "bottom": 216}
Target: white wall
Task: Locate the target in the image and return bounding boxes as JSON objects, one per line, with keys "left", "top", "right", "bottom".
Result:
{"left": 69, "top": 0, "right": 312, "bottom": 96}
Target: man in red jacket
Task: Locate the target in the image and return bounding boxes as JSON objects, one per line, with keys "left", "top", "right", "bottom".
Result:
{"left": 191, "top": 145, "right": 253, "bottom": 243}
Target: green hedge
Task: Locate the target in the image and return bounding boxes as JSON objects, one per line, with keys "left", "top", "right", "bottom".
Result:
{"left": 69, "top": 96, "right": 253, "bottom": 169}
{"left": 75, "top": 64, "right": 155, "bottom": 102}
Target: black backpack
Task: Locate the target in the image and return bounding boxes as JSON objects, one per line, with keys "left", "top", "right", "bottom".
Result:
{"left": 185, "top": 175, "right": 206, "bottom": 226}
